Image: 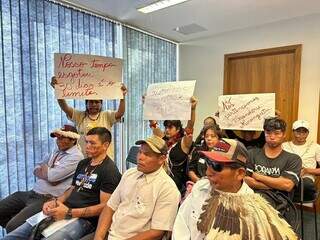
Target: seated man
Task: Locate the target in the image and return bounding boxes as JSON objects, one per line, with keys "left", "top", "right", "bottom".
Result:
{"left": 172, "top": 138, "right": 297, "bottom": 240}
{"left": 283, "top": 120, "right": 320, "bottom": 201}
{"left": 0, "top": 125, "right": 83, "bottom": 232}
{"left": 245, "top": 117, "right": 302, "bottom": 197}
{"left": 93, "top": 135, "right": 180, "bottom": 240}
{"left": 2, "top": 127, "right": 122, "bottom": 240}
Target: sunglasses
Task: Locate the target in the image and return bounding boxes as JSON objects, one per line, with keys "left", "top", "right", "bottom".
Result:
{"left": 204, "top": 158, "right": 244, "bottom": 172}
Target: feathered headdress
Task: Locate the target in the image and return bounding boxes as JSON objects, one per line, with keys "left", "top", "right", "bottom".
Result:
{"left": 197, "top": 189, "right": 298, "bottom": 240}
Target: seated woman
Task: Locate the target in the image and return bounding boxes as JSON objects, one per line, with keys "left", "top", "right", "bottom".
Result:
{"left": 194, "top": 116, "right": 217, "bottom": 145}
{"left": 188, "top": 124, "right": 223, "bottom": 182}
{"left": 149, "top": 97, "right": 197, "bottom": 194}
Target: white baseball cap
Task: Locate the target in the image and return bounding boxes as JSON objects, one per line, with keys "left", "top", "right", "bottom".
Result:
{"left": 292, "top": 120, "right": 310, "bottom": 131}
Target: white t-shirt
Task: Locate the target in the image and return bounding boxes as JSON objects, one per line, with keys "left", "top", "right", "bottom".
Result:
{"left": 282, "top": 141, "right": 320, "bottom": 181}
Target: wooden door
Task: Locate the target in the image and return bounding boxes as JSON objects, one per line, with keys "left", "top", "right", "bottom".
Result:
{"left": 224, "top": 45, "right": 302, "bottom": 139}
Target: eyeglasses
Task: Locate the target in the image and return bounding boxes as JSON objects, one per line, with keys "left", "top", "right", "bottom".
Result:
{"left": 204, "top": 158, "right": 244, "bottom": 172}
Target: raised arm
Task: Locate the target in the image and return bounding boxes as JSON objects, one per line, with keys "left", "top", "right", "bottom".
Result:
{"left": 181, "top": 96, "right": 197, "bottom": 153}
{"left": 115, "top": 84, "right": 127, "bottom": 120}
{"left": 149, "top": 120, "right": 165, "bottom": 138}
{"left": 50, "top": 76, "right": 73, "bottom": 119}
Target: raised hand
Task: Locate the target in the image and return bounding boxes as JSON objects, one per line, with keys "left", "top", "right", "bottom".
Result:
{"left": 50, "top": 76, "right": 58, "bottom": 88}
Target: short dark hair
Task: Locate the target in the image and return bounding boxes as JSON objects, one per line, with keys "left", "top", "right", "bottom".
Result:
{"left": 87, "top": 127, "right": 112, "bottom": 143}
{"left": 263, "top": 117, "right": 286, "bottom": 132}
{"left": 163, "top": 120, "right": 184, "bottom": 136}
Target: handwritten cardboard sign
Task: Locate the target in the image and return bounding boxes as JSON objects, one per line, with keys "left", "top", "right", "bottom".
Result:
{"left": 143, "top": 80, "right": 196, "bottom": 120}
{"left": 54, "top": 53, "right": 123, "bottom": 99}
{"left": 218, "top": 93, "right": 275, "bottom": 131}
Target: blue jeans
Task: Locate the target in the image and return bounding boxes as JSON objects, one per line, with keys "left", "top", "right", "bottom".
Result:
{"left": 1, "top": 218, "right": 94, "bottom": 240}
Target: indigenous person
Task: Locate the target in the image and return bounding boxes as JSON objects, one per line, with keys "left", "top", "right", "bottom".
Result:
{"left": 283, "top": 120, "right": 320, "bottom": 201}
{"left": 188, "top": 124, "right": 222, "bottom": 182}
{"left": 50, "top": 76, "right": 127, "bottom": 160}
{"left": 245, "top": 117, "right": 302, "bottom": 229}
{"left": 245, "top": 117, "right": 302, "bottom": 198}
{"left": 172, "top": 138, "right": 297, "bottom": 240}
{"left": 93, "top": 135, "right": 180, "bottom": 240}
{"left": 2, "top": 127, "right": 121, "bottom": 240}
{"left": 194, "top": 116, "right": 217, "bottom": 145}
{"left": 148, "top": 97, "right": 197, "bottom": 193}
{"left": 0, "top": 125, "right": 83, "bottom": 232}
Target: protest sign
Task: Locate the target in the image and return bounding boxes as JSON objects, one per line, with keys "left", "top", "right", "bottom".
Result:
{"left": 54, "top": 53, "right": 123, "bottom": 99}
{"left": 218, "top": 93, "right": 275, "bottom": 130}
{"left": 143, "top": 80, "right": 196, "bottom": 120}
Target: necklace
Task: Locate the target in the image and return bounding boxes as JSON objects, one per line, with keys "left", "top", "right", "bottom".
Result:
{"left": 77, "top": 159, "right": 103, "bottom": 192}
{"left": 87, "top": 112, "right": 100, "bottom": 121}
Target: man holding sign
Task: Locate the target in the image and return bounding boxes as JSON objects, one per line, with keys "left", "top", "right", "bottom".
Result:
{"left": 51, "top": 53, "right": 127, "bottom": 160}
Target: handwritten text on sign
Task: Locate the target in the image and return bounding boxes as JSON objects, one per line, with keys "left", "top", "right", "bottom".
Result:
{"left": 218, "top": 93, "right": 275, "bottom": 130}
{"left": 143, "top": 80, "right": 196, "bottom": 120}
{"left": 54, "top": 53, "right": 123, "bottom": 99}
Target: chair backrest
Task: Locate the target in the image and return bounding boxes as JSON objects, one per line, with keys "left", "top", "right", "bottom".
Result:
{"left": 126, "top": 146, "right": 140, "bottom": 169}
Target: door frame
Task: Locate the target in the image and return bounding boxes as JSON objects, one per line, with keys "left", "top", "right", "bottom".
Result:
{"left": 223, "top": 44, "right": 302, "bottom": 134}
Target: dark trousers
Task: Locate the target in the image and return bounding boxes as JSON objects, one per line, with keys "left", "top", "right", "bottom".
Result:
{"left": 0, "top": 190, "right": 51, "bottom": 233}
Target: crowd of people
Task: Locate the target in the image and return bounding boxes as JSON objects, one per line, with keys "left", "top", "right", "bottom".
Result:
{"left": 0, "top": 78, "right": 319, "bottom": 240}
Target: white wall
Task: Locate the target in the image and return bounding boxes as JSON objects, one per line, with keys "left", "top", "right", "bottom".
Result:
{"left": 179, "top": 14, "right": 320, "bottom": 141}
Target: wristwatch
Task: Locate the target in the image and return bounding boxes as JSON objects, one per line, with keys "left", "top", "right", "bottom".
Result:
{"left": 65, "top": 208, "right": 72, "bottom": 219}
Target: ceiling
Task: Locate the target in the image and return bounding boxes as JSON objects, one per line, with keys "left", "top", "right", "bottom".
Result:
{"left": 60, "top": 0, "right": 320, "bottom": 42}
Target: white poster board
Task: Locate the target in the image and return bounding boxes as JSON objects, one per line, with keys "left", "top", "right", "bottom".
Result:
{"left": 218, "top": 93, "right": 275, "bottom": 130}
{"left": 143, "top": 80, "right": 196, "bottom": 120}
{"left": 54, "top": 53, "right": 123, "bottom": 99}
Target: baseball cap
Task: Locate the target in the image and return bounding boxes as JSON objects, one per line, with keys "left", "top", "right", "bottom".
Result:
{"left": 50, "top": 125, "right": 80, "bottom": 139}
{"left": 136, "top": 135, "right": 168, "bottom": 155}
{"left": 292, "top": 120, "right": 310, "bottom": 131}
{"left": 200, "top": 138, "right": 248, "bottom": 165}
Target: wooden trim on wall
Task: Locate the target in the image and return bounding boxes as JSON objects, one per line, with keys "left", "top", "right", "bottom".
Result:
{"left": 224, "top": 44, "right": 302, "bottom": 124}
{"left": 318, "top": 93, "right": 320, "bottom": 144}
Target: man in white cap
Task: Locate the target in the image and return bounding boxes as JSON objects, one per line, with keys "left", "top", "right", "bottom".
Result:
{"left": 93, "top": 135, "right": 180, "bottom": 240}
{"left": 0, "top": 124, "right": 83, "bottom": 232}
{"left": 283, "top": 120, "right": 320, "bottom": 201}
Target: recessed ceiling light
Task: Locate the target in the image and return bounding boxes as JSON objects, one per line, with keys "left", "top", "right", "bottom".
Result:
{"left": 137, "top": 0, "right": 190, "bottom": 14}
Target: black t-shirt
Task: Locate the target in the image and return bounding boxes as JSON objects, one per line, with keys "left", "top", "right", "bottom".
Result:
{"left": 188, "top": 144, "right": 208, "bottom": 179}
{"left": 247, "top": 148, "right": 302, "bottom": 188}
{"left": 168, "top": 140, "right": 189, "bottom": 193}
{"left": 65, "top": 156, "right": 121, "bottom": 212}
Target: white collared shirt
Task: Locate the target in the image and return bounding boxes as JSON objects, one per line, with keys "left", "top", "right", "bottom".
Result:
{"left": 107, "top": 167, "right": 180, "bottom": 240}
{"left": 33, "top": 145, "right": 84, "bottom": 197}
{"left": 172, "top": 179, "right": 254, "bottom": 240}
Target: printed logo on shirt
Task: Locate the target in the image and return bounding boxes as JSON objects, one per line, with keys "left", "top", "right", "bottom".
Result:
{"left": 75, "top": 173, "right": 98, "bottom": 190}
{"left": 255, "top": 164, "right": 280, "bottom": 177}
